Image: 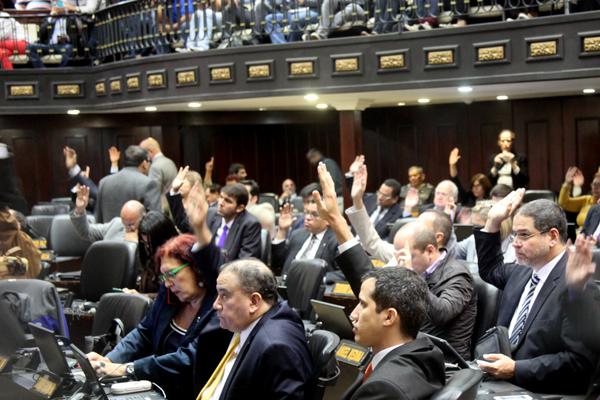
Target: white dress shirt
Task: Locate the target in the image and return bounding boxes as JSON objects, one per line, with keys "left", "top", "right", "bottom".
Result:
{"left": 294, "top": 230, "right": 326, "bottom": 260}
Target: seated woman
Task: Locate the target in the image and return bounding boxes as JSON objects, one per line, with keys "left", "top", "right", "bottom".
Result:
{"left": 88, "top": 233, "right": 232, "bottom": 398}
{"left": 448, "top": 147, "right": 492, "bottom": 207}
{"left": 559, "top": 167, "right": 600, "bottom": 227}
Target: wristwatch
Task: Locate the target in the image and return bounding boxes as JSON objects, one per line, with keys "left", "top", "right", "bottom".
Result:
{"left": 125, "top": 363, "right": 135, "bottom": 378}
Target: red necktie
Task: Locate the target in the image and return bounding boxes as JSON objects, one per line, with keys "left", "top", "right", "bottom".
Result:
{"left": 362, "top": 362, "right": 373, "bottom": 383}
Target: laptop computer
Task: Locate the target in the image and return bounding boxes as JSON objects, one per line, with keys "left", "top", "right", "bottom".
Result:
{"left": 420, "top": 332, "right": 477, "bottom": 370}
{"left": 310, "top": 299, "right": 355, "bottom": 340}
{"left": 28, "top": 323, "right": 72, "bottom": 378}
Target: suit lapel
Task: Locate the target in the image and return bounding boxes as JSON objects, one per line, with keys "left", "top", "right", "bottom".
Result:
{"left": 499, "top": 268, "right": 530, "bottom": 327}
{"left": 225, "top": 214, "right": 243, "bottom": 248}
{"left": 314, "top": 230, "right": 333, "bottom": 259}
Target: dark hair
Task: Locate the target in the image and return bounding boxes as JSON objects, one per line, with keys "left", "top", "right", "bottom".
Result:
{"left": 516, "top": 199, "right": 568, "bottom": 243}
{"left": 306, "top": 148, "right": 323, "bottom": 160}
{"left": 362, "top": 268, "right": 428, "bottom": 339}
{"left": 471, "top": 173, "right": 492, "bottom": 197}
{"left": 382, "top": 178, "right": 402, "bottom": 198}
{"left": 421, "top": 209, "right": 452, "bottom": 247}
{"left": 137, "top": 211, "right": 178, "bottom": 268}
{"left": 221, "top": 259, "right": 278, "bottom": 305}
{"left": 241, "top": 179, "right": 260, "bottom": 198}
{"left": 208, "top": 183, "right": 221, "bottom": 194}
{"left": 490, "top": 184, "right": 512, "bottom": 199}
{"left": 222, "top": 183, "right": 249, "bottom": 207}
{"left": 228, "top": 163, "right": 246, "bottom": 175}
{"left": 225, "top": 174, "right": 241, "bottom": 183}
{"left": 124, "top": 145, "right": 149, "bottom": 167}
{"left": 299, "top": 183, "right": 322, "bottom": 200}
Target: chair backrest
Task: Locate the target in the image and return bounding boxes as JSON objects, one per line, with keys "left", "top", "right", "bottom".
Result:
{"left": 471, "top": 274, "right": 500, "bottom": 349}
{"left": 287, "top": 258, "right": 327, "bottom": 319}
{"left": 51, "top": 197, "right": 73, "bottom": 206}
{"left": 0, "top": 279, "right": 69, "bottom": 337}
{"left": 260, "top": 228, "right": 271, "bottom": 266}
{"left": 306, "top": 329, "right": 341, "bottom": 400}
{"left": 290, "top": 197, "right": 304, "bottom": 213}
{"left": 454, "top": 224, "right": 474, "bottom": 242}
{"left": 31, "top": 203, "right": 70, "bottom": 216}
{"left": 387, "top": 217, "right": 417, "bottom": 242}
{"left": 258, "top": 193, "right": 279, "bottom": 210}
{"left": 91, "top": 292, "right": 151, "bottom": 336}
{"left": 24, "top": 215, "right": 54, "bottom": 240}
{"left": 431, "top": 368, "right": 484, "bottom": 400}
{"left": 80, "top": 241, "right": 138, "bottom": 302}
{"left": 522, "top": 190, "right": 556, "bottom": 204}
{"left": 50, "top": 215, "right": 92, "bottom": 257}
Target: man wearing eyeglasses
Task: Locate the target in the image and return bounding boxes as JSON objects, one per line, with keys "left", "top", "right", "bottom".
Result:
{"left": 474, "top": 189, "right": 594, "bottom": 394}
{"left": 361, "top": 179, "right": 402, "bottom": 239}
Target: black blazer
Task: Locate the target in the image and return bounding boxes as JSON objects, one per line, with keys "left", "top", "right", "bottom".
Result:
{"left": 363, "top": 194, "right": 402, "bottom": 239}
{"left": 217, "top": 301, "right": 314, "bottom": 400}
{"left": 271, "top": 227, "right": 339, "bottom": 277}
{"left": 342, "top": 337, "right": 445, "bottom": 400}
{"left": 167, "top": 192, "right": 192, "bottom": 233}
{"left": 207, "top": 208, "right": 262, "bottom": 261}
{"left": 581, "top": 204, "right": 600, "bottom": 245}
{"left": 487, "top": 152, "right": 529, "bottom": 189}
{"left": 474, "top": 229, "right": 595, "bottom": 394}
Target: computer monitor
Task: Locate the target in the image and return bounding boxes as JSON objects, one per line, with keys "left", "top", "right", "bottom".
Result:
{"left": 310, "top": 299, "right": 355, "bottom": 340}
{"left": 28, "top": 322, "right": 71, "bottom": 378}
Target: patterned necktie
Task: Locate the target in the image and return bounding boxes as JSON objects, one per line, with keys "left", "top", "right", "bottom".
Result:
{"left": 217, "top": 225, "right": 229, "bottom": 249}
{"left": 509, "top": 273, "right": 540, "bottom": 345}
{"left": 197, "top": 333, "right": 240, "bottom": 400}
{"left": 299, "top": 234, "right": 318, "bottom": 259}
{"left": 362, "top": 362, "right": 373, "bottom": 383}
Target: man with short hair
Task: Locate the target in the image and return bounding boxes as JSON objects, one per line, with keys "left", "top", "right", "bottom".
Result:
{"left": 95, "top": 145, "right": 160, "bottom": 223}
{"left": 306, "top": 148, "right": 344, "bottom": 206}
{"left": 342, "top": 267, "right": 445, "bottom": 400}
{"left": 228, "top": 163, "right": 247, "bottom": 180}
{"left": 206, "top": 183, "right": 261, "bottom": 261}
{"left": 363, "top": 178, "right": 402, "bottom": 239}
{"left": 418, "top": 179, "right": 460, "bottom": 221}
{"left": 71, "top": 185, "right": 144, "bottom": 242}
{"left": 279, "top": 178, "right": 298, "bottom": 203}
{"left": 399, "top": 166, "right": 434, "bottom": 215}
{"left": 474, "top": 190, "right": 594, "bottom": 393}
{"left": 140, "top": 137, "right": 178, "bottom": 213}
{"left": 205, "top": 184, "right": 221, "bottom": 208}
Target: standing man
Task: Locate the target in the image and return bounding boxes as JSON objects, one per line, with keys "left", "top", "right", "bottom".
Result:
{"left": 306, "top": 148, "right": 344, "bottom": 209}
{"left": 140, "top": 137, "right": 178, "bottom": 213}
{"left": 95, "top": 145, "right": 161, "bottom": 223}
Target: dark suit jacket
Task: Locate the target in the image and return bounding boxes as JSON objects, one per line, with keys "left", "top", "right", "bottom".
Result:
{"left": 218, "top": 301, "right": 314, "bottom": 400}
{"left": 271, "top": 227, "right": 340, "bottom": 279}
{"left": 342, "top": 337, "right": 445, "bottom": 400}
{"left": 581, "top": 204, "right": 600, "bottom": 246}
{"left": 167, "top": 192, "right": 192, "bottom": 233}
{"left": 487, "top": 152, "right": 529, "bottom": 189}
{"left": 363, "top": 194, "right": 402, "bottom": 239}
{"left": 207, "top": 208, "right": 262, "bottom": 261}
{"left": 475, "top": 229, "right": 595, "bottom": 394}
{"left": 337, "top": 243, "right": 476, "bottom": 359}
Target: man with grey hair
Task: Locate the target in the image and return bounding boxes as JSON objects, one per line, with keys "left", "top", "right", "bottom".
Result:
{"left": 474, "top": 189, "right": 594, "bottom": 393}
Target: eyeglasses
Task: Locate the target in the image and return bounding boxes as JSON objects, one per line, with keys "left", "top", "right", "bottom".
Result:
{"left": 159, "top": 263, "right": 189, "bottom": 283}
{"left": 510, "top": 230, "right": 549, "bottom": 243}
{"left": 376, "top": 191, "right": 393, "bottom": 200}
{"left": 306, "top": 211, "right": 320, "bottom": 218}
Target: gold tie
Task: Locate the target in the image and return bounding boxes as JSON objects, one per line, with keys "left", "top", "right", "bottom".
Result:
{"left": 197, "top": 333, "right": 241, "bottom": 400}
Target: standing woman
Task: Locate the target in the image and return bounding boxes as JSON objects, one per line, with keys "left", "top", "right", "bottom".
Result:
{"left": 487, "top": 129, "right": 528, "bottom": 189}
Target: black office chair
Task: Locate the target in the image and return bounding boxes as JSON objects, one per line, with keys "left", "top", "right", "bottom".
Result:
{"left": 522, "top": 190, "right": 555, "bottom": 204}
{"left": 290, "top": 197, "right": 305, "bottom": 213}
{"left": 80, "top": 241, "right": 138, "bottom": 302}
{"left": 306, "top": 329, "right": 341, "bottom": 400}
{"left": 454, "top": 224, "right": 474, "bottom": 242}
{"left": 31, "top": 203, "right": 70, "bottom": 216}
{"left": 286, "top": 258, "right": 327, "bottom": 320}
{"left": 91, "top": 292, "right": 151, "bottom": 336}
{"left": 49, "top": 215, "right": 92, "bottom": 260}
{"left": 260, "top": 228, "right": 272, "bottom": 266}
{"left": 24, "top": 215, "right": 54, "bottom": 241}
{"left": 259, "top": 193, "right": 279, "bottom": 210}
{"left": 471, "top": 275, "right": 500, "bottom": 352}
{"left": 387, "top": 217, "right": 417, "bottom": 242}
{"left": 431, "top": 368, "right": 484, "bottom": 400}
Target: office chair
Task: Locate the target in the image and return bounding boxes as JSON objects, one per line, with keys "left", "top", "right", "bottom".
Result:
{"left": 31, "top": 203, "right": 70, "bottom": 216}
{"left": 49, "top": 215, "right": 92, "bottom": 259}
{"left": 387, "top": 217, "right": 417, "bottom": 242}
{"left": 306, "top": 329, "right": 341, "bottom": 400}
{"left": 471, "top": 274, "right": 500, "bottom": 352}
{"left": 90, "top": 292, "right": 151, "bottom": 336}
{"left": 260, "top": 228, "right": 272, "bottom": 266}
{"left": 258, "top": 193, "right": 279, "bottom": 210}
{"left": 24, "top": 215, "right": 54, "bottom": 241}
{"left": 286, "top": 258, "right": 327, "bottom": 320}
{"left": 522, "top": 190, "right": 555, "bottom": 204}
{"left": 430, "top": 368, "right": 484, "bottom": 400}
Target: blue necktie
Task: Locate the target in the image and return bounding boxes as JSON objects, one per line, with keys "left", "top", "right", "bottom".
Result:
{"left": 217, "top": 225, "right": 229, "bottom": 249}
{"left": 509, "top": 273, "right": 540, "bottom": 345}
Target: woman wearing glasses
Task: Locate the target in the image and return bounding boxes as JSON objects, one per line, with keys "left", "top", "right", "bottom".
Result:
{"left": 87, "top": 233, "right": 232, "bottom": 398}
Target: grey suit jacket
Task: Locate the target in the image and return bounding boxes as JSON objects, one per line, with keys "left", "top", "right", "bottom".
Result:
{"left": 70, "top": 211, "right": 125, "bottom": 242}
{"left": 149, "top": 154, "right": 178, "bottom": 195}
{"left": 95, "top": 167, "right": 161, "bottom": 223}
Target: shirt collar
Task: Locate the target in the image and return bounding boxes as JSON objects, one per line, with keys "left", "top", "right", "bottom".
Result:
{"left": 221, "top": 217, "right": 235, "bottom": 229}
{"left": 371, "top": 342, "right": 405, "bottom": 369}
{"left": 534, "top": 250, "right": 565, "bottom": 282}
{"left": 423, "top": 250, "right": 447, "bottom": 278}
{"left": 239, "top": 316, "right": 262, "bottom": 349}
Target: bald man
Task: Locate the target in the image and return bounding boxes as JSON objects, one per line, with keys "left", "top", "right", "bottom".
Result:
{"left": 71, "top": 185, "right": 145, "bottom": 242}
{"left": 139, "top": 137, "right": 178, "bottom": 197}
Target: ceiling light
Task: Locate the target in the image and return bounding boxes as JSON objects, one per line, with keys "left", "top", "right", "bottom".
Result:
{"left": 583, "top": 88, "right": 596, "bottom": 94}
{"left": 458, "top": 86, "right": 473, "bottom": 93}
{"left": 316, "top": 103, "right": 328, "bottom": 110}
{"left": 259, "top": 107, "right": 267, "bottom": 111}
{"left": 304, "top": 93, "right": 319, "bottom": 102}
{"left": 188, "top": 102, "right": 202, "bottom": 108}
{"left": 397, "top": 102, "right": 406, "bottom": 106}
{"left": 145, "top": 106, "right": 157, "bottom": 112}
{"left": 417, "top": 98, "right": 430, "bottom": 104}
{"left": 496, "top": 95, "right": 509, "bottom": 101}
{"left": 67, "top": 109, "right": 80, "bottom": 115}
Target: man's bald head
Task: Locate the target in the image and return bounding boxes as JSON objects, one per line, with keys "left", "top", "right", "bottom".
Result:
{"left": 139, "top": 137, "right": 161, "bottom": 159}
{"left": 120, "top": 200, "right": 146, "bottom": 232}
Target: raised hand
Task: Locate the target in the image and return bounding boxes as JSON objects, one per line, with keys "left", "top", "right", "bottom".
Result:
{"left": 394, "top": 240, "right": 412, "bottom": 269}
{"left": 80, "top": 166, "right": 90, "bottom": 179}
{"left": 278, "top": 203, "right": 294, "bottom": 231}
{"left": 63, "top": 146, "right": 77, "bottom": 170}
{"left": 172, "top": 166, "right": 189, "bottom": 192}
{"left": 75, "top": 185, "right": 90, "bottom": 214}
{"left": 573, "top": 168, "right": 585, "bottom": 187}
{"left": 444, "top": 196, "right": 456, "bottom": 218}
{"left": 351, "top": 164, "right": 368, "bottom": 206}
{"left": 185, "top": 182, "right": 209, "bottom": 230}
{"left": 348, "top": 155, "right": 365, "bottom": 175}
{"left": 205, "top": 157, "right": 214, "bottom": 173}
{"left": 484, "top": 188, "right": 525, "bottom": 232}
{"left": 108, "top": 146, "right": 120, "bottom": 166}
{"left": 564, "top": 166, "right": 578, "bottom": 184}
{"left": 566, "top": 234, "right": 596, "bottom": 291}
{"left": 313, "top": 162, "right": 341, "bottom": 224}
{"left": 448, "top": 147, "right": 461, "bottom": 166}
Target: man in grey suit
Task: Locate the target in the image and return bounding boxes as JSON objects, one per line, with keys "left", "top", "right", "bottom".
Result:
{"left": 95, "top": 145, "right": 161, "bottom": 223}
{"left": 71, "top": 185, "right": 144, "bottom": 242}
{"left": 140, "top": 137, "right": 178, "bottom": 213}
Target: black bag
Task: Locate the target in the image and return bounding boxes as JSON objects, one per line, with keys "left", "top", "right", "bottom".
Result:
{"left": 474, "top": 326, "right": 512, "bottom": 360}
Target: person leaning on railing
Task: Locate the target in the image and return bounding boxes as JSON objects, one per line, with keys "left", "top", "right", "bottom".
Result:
{"left": 0, "top": 5, "right": 29, "bottom": 70}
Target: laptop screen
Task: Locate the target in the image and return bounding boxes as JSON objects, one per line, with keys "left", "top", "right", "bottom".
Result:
{"left": 28, "top": 322, "right": 72, "bottom": 377}
{"left": 310, "top": 299, "right": 355, "bottom": 340}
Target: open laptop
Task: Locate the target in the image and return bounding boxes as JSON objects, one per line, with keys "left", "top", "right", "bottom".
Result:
{"left": 28, "top": 323, "right": 73, "bottom": 378}
{"left": 310, "top": 299, "right": 355, "bottom": 340}
{"left": 420, "top": 332, "right": 477, "bottom": 370}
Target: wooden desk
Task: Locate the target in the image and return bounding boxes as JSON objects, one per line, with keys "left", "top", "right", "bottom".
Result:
{"left": 48, "top": 257, "right": 82, "bottom": 274}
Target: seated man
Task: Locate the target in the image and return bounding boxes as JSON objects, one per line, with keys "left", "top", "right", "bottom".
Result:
{"left": 28, "top": 12, "right": 73, "bottom": 68}
{"left": 474, "top": 190, "right": 595, "bottom": 393}
{"left": 265, "top": 0, "right": 319, "bottom": 43}
{"left": 310, "top": 0, "right": 365, "bottom": 40}
{"left": 363, "top": 178, "right": 402, "bottom": 239}
{"left": 315, "top": 162, "right": 476, "bottom": 360}
{"left": 342, "top": 267, "right": 445, "bottom": 399}
{"left": 271, "top": 201, "right": 342, "bottom": 281}
{"left": 399, "top": 165, "right": 434, "bottom": 215}
{"left": 71, "top": 185, "right": 144, "bottom": 243}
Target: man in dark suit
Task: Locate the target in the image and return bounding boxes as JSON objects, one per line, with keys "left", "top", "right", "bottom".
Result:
{"left": 206, "top": 183, "right": 261, "bottom": 261}
{"left": 363, "top": 178, "right": 402, "bottom": 239}
{"left": 342, "top": 267, "right": 445, "bottom": 400}
{"left": 581, "top": 203, "right": 600, "bottom": 246}
{"left": 271, "top": 201, "right": 341, "bottom": 281}
{"left": 95, "top": 145, "right": 161, "bottom": 223}
{"left": 474, "top": 190, "right": 595, "bottom": 393}
{"left": 306, "top": 148, "right": 344, "bottom": 201}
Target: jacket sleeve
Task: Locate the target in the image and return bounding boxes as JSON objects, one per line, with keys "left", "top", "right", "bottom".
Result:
{"left": 143, "top": 179, "right": 162, "bottom": 213}
{"left": 474, "top": 229, "right": 513, "bottom": 290}
{"left": 426, "top": 269, "right": 474, "bottom": 326}
{"left": 558, "top": 184, "right": 590, "bottom": 213}
{"left": 335, "top": 243, "right": 374, "bottom": 296}
{"left": 166, "top": 192, "right": 192, "bottom": 233}
{"left": 95, "top": 180, "right": 104, "bottom": 222}
{"left": 345, "top": 205, "right": 395, "bottom": 263}
{"left": 69, "top": 211, "right": 109, "bottom": 242}
{"left": 131, "top": 334, "right": 195, "bottom": 384}
{"left": 238, "top": 218, "right": 262, "bottom": 259}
